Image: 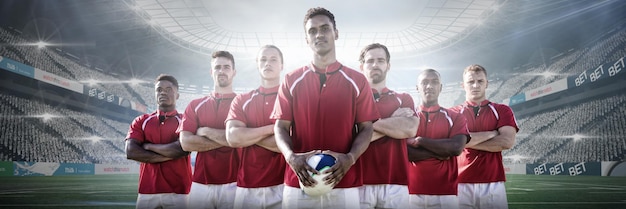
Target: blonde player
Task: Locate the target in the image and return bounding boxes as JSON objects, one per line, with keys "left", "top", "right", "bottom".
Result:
{"left": 225, "top": 45, "right": 286, "bottom": 209}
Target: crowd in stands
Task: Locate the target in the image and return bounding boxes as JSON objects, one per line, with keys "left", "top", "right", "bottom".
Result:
{"left": 0, "top": 94, "right": 134, "bottom": 164}
{"left": 0, "top": 27, "right": 155, "bottom": 110}
{"left": 504, "top": 94, "right": 626, "bottom": 164}
{"left": 489, "top": 29, "right": 626, "bottom": 103}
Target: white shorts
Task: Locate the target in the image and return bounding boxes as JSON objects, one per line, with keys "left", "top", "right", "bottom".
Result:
{"left": 359, "top": 184, "right": 409, "bottom": 209}
{"left": 233, "top": 184, "right": 284, "bottom": 209}
{"left": 188, "top": 182, "right": 236, "bottom": 209}
{"left": 409, "top": 194, "right": 459, "bottom": 209}
{"left": 282, "top": 185, "right": 360, "bottom": 209}
{"left": 136, "top": 193, "right": 188, "bottom": 209}
{"left": 458, "top": 182, "right": 508, "bottom": 209}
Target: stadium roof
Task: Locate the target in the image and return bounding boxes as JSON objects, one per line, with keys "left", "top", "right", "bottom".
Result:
{"left": 2, "top": 0, "right": 626, "bottom": 91}
{"left": 132, "top": 0, "right": 499, "bottom": 55}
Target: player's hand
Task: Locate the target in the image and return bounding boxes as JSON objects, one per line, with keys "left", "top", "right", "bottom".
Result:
{"left": 142, "top": 143, "right": 153, "bottom": 151}
{"left": 320, "top": 150, "right": 355, "bottom": 187}
{"left": 391, "top": 107, "right": 415, "bottom": 118}
{"left": 287, "top": 150, "right": 321, "bottom": 187}
{"left": 196, "top": 127, "right": 210, "bottom": 138}
{"left": 406, "top": 137, "right": 421, "bottom": 147}
{"left": 489, "top": 130, "right": 499, "bottom": 139}
{"left": 406, "top": 137, "right": 419, "bottom": 148}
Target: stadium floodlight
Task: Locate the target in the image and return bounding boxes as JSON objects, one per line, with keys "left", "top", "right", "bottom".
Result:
{"left": 128, "top": 78, "right": 147, "bottom": 85}
{"left": 85, "top": 136, "right": 103, "bottom": 142}
{"left": 36, "top": 41, "right": 48, "bottom": 49}
{"left": 81, "top": 79, "right": 99, "bottom": 86}
{"left": 37, "top": 113, "right": 58, "bottom": 122}
{"left": 570, "top": 133, "right": 587, "bottom": 141}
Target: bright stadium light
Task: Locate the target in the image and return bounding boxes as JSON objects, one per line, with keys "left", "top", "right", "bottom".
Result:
{"left": 36, "top": 41, "right": 48, "bottom": 48}
{"left": 128, "top": 78, "right": 148, "bottom": 85}
{"left": 37, "top": 113, "right": 58, "bottom": 122}
{"left": 85, "top": 136, "right": 103, "bottom": 142}
{"left": 82, "top": 79, "right": 99, "bottom": 86}
{"left": 571, "top": 133, "right": 587, "bottom": 141}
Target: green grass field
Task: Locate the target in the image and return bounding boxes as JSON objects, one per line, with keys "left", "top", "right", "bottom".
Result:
{"left": 0, "top": 174, "right": 625, "bottom": 208}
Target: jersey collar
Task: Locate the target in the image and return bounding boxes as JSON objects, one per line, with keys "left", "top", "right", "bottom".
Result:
{"left": 464, "top": 100, "right": 491, "bottom": 107}
{"left": 211, "top": 92, "right": 237, "bottom": 99}
{"left": 419, "top": 104, "right": 442, "bottom": 112}
{"left": 309, "top": 61, "right": 343, "bottom": 74}
{"left": 257, "top": 85, "right": 279, "bottom": 95}
{"left": 372, "top": 87, "right": 392, "bottom": 95}
{"left": 156, "top": 109, "right": 178, "bottom": 117}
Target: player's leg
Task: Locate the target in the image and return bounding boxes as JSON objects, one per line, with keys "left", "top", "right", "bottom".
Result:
{"left": 321, "top": 187, "right": 360, "bottom": 209}
{"left": 135, "top": 193, "right": 160, "bottom": 209}
{"left": 216, "top": 182, "right": 237, "bottom": 209}
{"left": 458, "top": 183, "right": 476, "bottom": 209}
{"left": 234, "top": 187, "right": 255, "bottom": 209}
{"left": 262, "top": 184, "right": 284, "bottom": 209}
{"left": 478, "top": 182, "right": 508, "bottom": 209}
{"left": 427, "top": 195, "right": 460, "bottom": 209}
{"left": 187, "top": 182, "right": 212, "bottom": 209}
{"left": 359, "top": 185, "right": 377, "bottom": 209}
{"left": 380, "top": 184, "right": 409, "bottom": 209}
{"left": 161, "top": 193, "right": 188, "bottom": 209}
{"left": 232, "top": 185, "right": 284, "bottom": 209}
{"left": 282, "top": 185, "right": 321, "bottom": 209}
{"left": 408, "top": 194, "right": 427, "bottom": 209}
{"left": 410, "top": 194, "right": 460, "bottom": 209}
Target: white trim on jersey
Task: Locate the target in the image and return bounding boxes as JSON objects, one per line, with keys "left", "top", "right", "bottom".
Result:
{"left": 174, "top": 115, "right": 182, "bottom": 124}
{"left": 337, "top": 69, "right": 360, "bottom": 97}
{"left": 290, "top": 70, "right": 312, "bottom": 96}
{"left": 440, "top": 109, "right": 454, "bottom": 128}
{"left": 142, "top": 115, "right": 158, "bottom": 131}
{"left": 242, "top": 91, "right": 260, "bottom": 111}
{"left": 487, "top": 103, "right": 499, "bottom": 120}
{"left": 194, "top": 97, "right": 211, "bottom": 113}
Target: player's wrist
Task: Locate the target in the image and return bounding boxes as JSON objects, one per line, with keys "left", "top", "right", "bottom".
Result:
{"left": 407, "top": 137, "right": 419, "bottom": 147}
{"left": 346, "top": 153, "right": 356, "bottom": 166}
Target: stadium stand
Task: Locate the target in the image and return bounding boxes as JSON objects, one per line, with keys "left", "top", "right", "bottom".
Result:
{"left": 0, "top": 90, "right": 133, "bottom": 164}
{"left": 504, "top": 94, "right": 626, "bottom": 164}
{"left": 0, "top": 27, "right": 155, "bottom": 110}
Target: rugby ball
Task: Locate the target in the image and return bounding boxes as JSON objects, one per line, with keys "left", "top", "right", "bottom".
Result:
{"left": 299, "top": 153, "right": 336, "bottom": 196}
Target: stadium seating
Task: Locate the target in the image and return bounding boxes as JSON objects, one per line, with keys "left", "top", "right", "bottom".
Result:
{"left": 0, "top": 94, "right": 133, "bottom": 164}
{"left": 0, "top": 27, "right": 155, "bottom": 111}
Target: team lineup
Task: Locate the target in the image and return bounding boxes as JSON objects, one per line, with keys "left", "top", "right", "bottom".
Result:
{"left": 125, "top": 7, "right": 519, "bottom": 209}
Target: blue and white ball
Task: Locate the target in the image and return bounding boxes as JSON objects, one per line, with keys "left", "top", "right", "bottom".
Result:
{"left": 299, "top": 153, "right": 336, "bottom": 196}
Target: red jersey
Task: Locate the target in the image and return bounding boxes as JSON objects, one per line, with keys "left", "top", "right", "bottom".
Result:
{"left": 361, "top": 88, "right": 415, "bottom": 185}
{"left": 451, "top": 100, "right": 519, "bottom": 183}
{"left": 271, "top": 61, "right": 380, "bottom": 188}
{"left": 226, "top": 86, "right": 286, "bottom": 188}
{"left": 407, "top": 105, "right": 469, "bottom": 195}
{"left": 126, "top": 110, "right": 192, "bottom": 194}
{"left": 180, "top": 92, "right": 239, "bottom": 184}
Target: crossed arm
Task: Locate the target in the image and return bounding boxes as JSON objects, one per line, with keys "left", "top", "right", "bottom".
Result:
{"left": 179, "top": 127, "right": 230, "bottom": 152}
{"left": 465, "top": 126, "right": 516, "bottom": 152}
{"left": 406, "top": 134, "right": 467, "bottom": 162}
{"left": 226, "top": 120, "right": 279, "bottom": 152}
{"left": 125, "top": 138, "right": 189, "bottom": 163}
{"left": 371, "top": 107, "right": 419, "bottom": 142}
